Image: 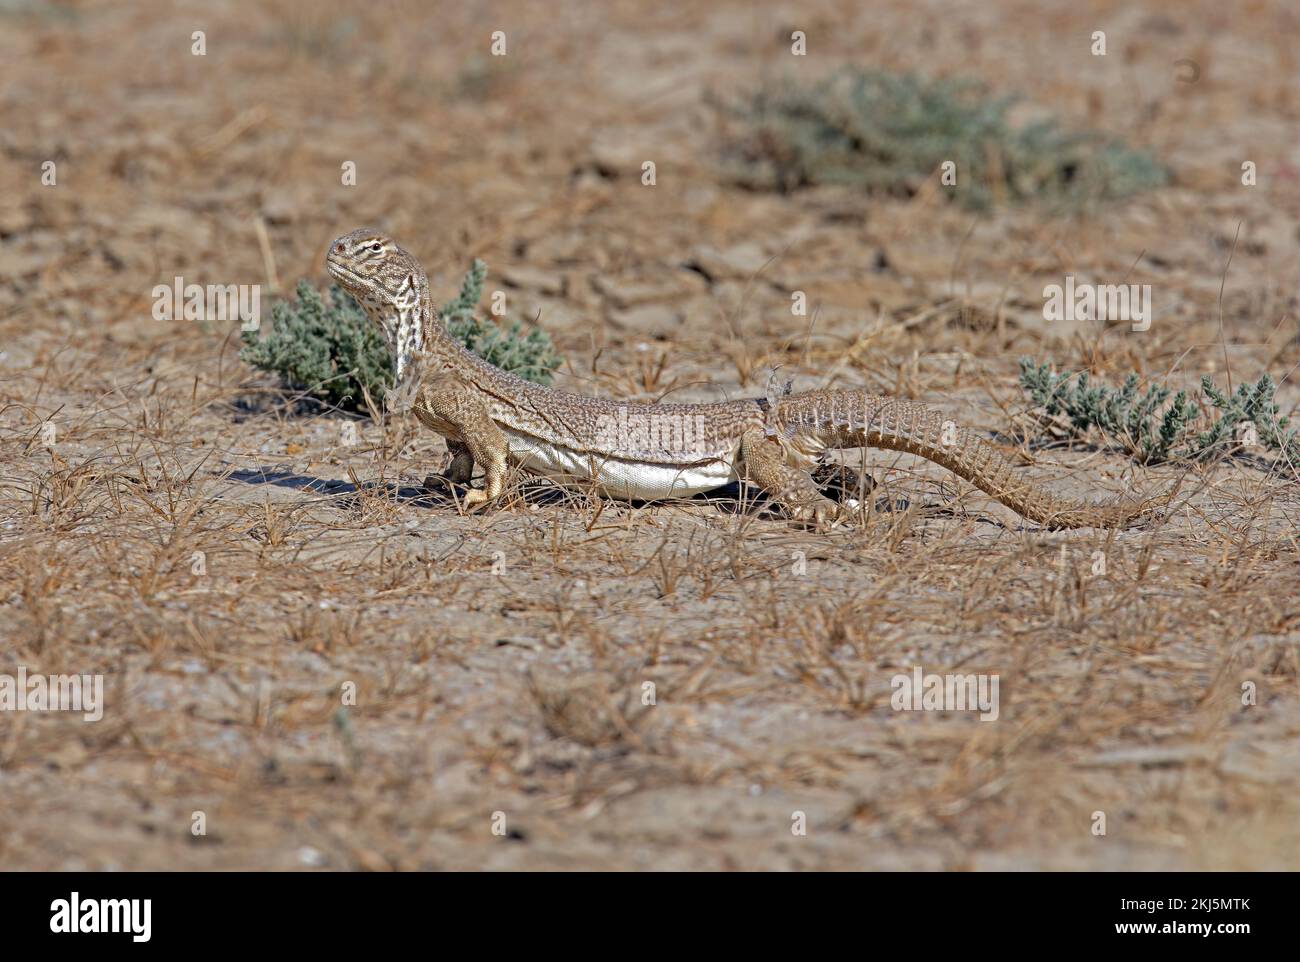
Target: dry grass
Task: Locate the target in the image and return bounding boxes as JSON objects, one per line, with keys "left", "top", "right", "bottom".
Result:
{"left": 1, "top": 0, "right": 1299, "bottom": 870}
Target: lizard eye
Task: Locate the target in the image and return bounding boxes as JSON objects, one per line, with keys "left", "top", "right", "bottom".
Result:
{"left": 369, "top": 242, "right": 383, "bottom": 253}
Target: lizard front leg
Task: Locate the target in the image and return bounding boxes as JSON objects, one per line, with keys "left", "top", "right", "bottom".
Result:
{"left": 739, "top": 428, "right": 841, "bottom": 528}
{"left": 420, "top": 385, "right": 509, "bottom": 510}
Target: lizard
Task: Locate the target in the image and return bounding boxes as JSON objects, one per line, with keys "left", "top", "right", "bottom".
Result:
{"left": 324, "top": 228, "right": 1175, "bottom": 529}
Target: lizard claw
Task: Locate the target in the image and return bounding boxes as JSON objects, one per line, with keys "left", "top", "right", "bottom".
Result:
{"left": 457, "top": 488, "right": 492, "bottom": 513}
{"left": 812, "top": 507, "right": 843, "bottom": 532}
{"left": 789, "top": 502, "right": 843, "bottom": 532}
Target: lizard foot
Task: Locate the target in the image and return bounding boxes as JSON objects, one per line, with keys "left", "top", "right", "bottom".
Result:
{"left": 423, "top": 472, "right": 472, "bottom": 493}
{"left": 787, "top": 500, "right": 844, "bottom": 532}
{"left": 457, "top": 488, "right": 494, "bottom": 513}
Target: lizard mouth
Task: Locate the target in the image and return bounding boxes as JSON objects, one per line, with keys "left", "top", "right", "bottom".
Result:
{"left": 325, "top": 259, "right": 366, "bottom": 291}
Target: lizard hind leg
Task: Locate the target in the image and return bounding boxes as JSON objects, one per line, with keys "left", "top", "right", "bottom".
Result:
{"left": 739, "top": 429, "right": 842, "bottom": 528}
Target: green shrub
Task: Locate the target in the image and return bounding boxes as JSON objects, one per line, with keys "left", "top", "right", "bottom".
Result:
{"left": 720, "top": 69, "right": 1168, "bottom": 209}
{"left": 1018, "top": 358, "right": 1298, "bottom": 463}
{"left": 240, "top": 259, "right": 562, "bottom": 411}
{"left": 437, "top": 260, "right": 564, "bottom": 386}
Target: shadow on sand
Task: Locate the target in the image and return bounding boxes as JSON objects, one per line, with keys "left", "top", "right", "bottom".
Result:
{"left": 224, "top": 467, "right": 912, "bottom": 523}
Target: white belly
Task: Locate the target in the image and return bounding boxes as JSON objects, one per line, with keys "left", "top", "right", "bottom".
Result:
{"left": 504, "top": 429, "right": 737, "bottom": 500}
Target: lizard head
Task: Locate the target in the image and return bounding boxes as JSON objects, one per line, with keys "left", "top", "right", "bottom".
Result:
{"left": 326, "top": 228, "right": 427, "bottom": 383}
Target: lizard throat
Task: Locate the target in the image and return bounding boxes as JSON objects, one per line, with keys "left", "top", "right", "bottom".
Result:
{"left": 392, "top": 306, "right": 423, "bottom": 383}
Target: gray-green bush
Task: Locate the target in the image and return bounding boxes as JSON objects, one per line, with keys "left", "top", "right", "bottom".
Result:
{"left": 240, "top": 258, "right": 562, "bottom": 411}
{"left": 1019, "top": 358, "right": 1298, "bottom": 464}
{"left": 722, "top": 69, "right": 1169, "bottom": 209}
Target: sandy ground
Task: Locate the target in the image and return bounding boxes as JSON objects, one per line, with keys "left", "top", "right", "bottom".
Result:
{"left": 1, "top": 0, "right": 1299, "bottom": 870}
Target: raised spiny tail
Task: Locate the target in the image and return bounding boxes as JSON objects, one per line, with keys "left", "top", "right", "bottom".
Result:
{"left": 780, "top": 390, "right": 1180, "bottom": 529}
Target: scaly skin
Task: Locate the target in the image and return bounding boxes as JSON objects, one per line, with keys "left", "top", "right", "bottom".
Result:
{"left": 324, "top": 228, "right": 1174, "bottom": 529}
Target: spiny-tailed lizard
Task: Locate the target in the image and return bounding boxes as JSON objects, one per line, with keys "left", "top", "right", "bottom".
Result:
{"left": 325, "top": 228, "right": 1175, "bottom": 529}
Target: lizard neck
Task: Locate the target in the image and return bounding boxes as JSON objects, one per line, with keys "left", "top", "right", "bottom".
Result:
{"left": 378, "top": 267, "right": 458, "bottom": 386}
{"left": 417, "top": 284, "right": 458, "bottom": 360}
{"left": 360, "top": 269, "right": 425, "bottom": 386}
